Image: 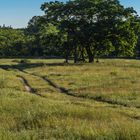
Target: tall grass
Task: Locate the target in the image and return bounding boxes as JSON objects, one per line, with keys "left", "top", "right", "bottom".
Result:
{"left": 0, "top": 59, "right": 140, "bottom": 139}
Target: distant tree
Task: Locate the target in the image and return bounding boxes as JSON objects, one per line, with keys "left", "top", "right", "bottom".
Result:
{"left": 27, "top": 16, "right": 46, "bottom": 56}
{"left": 0, "top": 28, "right": 29, "bottom": 57}
{"left": 134, "top": 17, "right": 140, "bottom": 57}
{"left": 41, "top": 0, "right": 138, "bottom": 62}
{"left": 1, "top": 0, "right": 138, "bottom": 60}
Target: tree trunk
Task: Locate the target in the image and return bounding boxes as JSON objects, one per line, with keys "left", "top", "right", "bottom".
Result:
{"left": 74, "top": 46, "right": 78, "bottom": 63}
{"left": 65, "top": 55, "right": 69, "bottom": 63}
{"left": 85, "top": 46, "right": 94, "bottom": 63}
{"left": 80, "top": 47, "right": 85, "bottom": 62}
{"left": 96, "top": 57, "right": 99, "bottom": 63}
{"left": 65, "top": 43, "right": 69, "bottom": 63}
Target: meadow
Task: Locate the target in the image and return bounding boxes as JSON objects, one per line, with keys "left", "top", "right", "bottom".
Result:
{"left": 0, "top": 59, "right": 140, "bottom": 140}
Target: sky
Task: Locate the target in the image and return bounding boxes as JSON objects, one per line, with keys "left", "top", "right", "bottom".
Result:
{"left": 0, "top": 0, "right": 140, "bottom": 28}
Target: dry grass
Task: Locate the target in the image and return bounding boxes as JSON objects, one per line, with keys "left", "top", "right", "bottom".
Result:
{"left": 0, "top": 59, "right": 140, "bottom": 139}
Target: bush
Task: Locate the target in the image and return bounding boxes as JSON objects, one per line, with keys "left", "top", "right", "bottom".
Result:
{"left": 12, "top": 59, "right": 20, "bottom": 63}
{"left": 20, "top": 59, "right": 30, "bottom": 64}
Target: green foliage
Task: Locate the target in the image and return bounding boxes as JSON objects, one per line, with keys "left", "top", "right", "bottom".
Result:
{"left": 40, "top": 0, "right": 140, "bottom": 62}
{"left": 0, "top": 27, "right": 32, "bottom": 57}
{"left": 0, "top": 0, "right": 140, "bottom": 61}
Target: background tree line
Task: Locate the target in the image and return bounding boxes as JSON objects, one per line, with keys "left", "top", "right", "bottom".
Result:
{"left": 1, "top": 0, "right": 140, "bottom": 63}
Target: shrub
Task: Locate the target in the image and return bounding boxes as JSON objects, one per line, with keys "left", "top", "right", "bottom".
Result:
{"left": 20, "top": 59, "right": 30, "bottom": 64}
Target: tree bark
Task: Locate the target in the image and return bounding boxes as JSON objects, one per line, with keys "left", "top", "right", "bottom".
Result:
{"left": 85, "top": 46, "right": 94, "bottom": 63}
{"left": 79, "top": 47, "right": 85, "bottom": 62}
{"left": 74, "top": 46, "right": 78, "bottom": 63}
{"left": 65, "top": 43, "right": 69, "bottom": 63}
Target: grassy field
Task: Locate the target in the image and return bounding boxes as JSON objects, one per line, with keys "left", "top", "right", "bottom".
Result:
{"left": 0, "top": 59, "right": 140, "bottom": 140}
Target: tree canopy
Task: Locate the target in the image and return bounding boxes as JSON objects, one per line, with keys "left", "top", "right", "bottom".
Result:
{"left": 0, "top": 0, "right": 140, "bottom": 62}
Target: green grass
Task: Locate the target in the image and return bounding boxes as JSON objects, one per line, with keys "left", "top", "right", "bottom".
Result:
{"left": 0, "top": 59, "right": 140, "bottom": 140}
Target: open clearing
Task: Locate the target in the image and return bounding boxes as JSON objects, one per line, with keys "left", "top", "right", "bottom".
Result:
{"left": 0, "top": 59, "right": 140, "bottom": 140}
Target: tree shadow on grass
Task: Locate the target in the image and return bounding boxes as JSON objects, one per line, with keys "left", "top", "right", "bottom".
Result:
{"left": 36, "top": 75, "right": 136, "bottom": 108}
{"left": 0, "top": 62, "right": 84, "bottom": 71}
{"left": 0, "top": 63, "right": 43, "bottom": 71}
{"left": 0, "top": 62, "right": 135, "bottom": 108}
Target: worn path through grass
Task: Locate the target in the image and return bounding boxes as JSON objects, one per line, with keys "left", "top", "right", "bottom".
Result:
{"left": 0, "top": 59, "right": 140, "bottom": 139}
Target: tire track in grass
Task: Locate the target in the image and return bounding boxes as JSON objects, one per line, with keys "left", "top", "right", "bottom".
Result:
{"left": 1, "top": 64, "right": 140, "bottom": 121}
{"left": 39, "top": 76, "right": 140, "bottom": 109}
{"left": 21, "top": 71, "right": 139, "bottom": 109}
{"left": 17, "top": 75, "right": 46, "bottom": 98}
{"left": 1, "top": 65, "right": 46, "bottom": 98}
{"left": 3, "top": 64, "right": 140, "bottom": 109}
